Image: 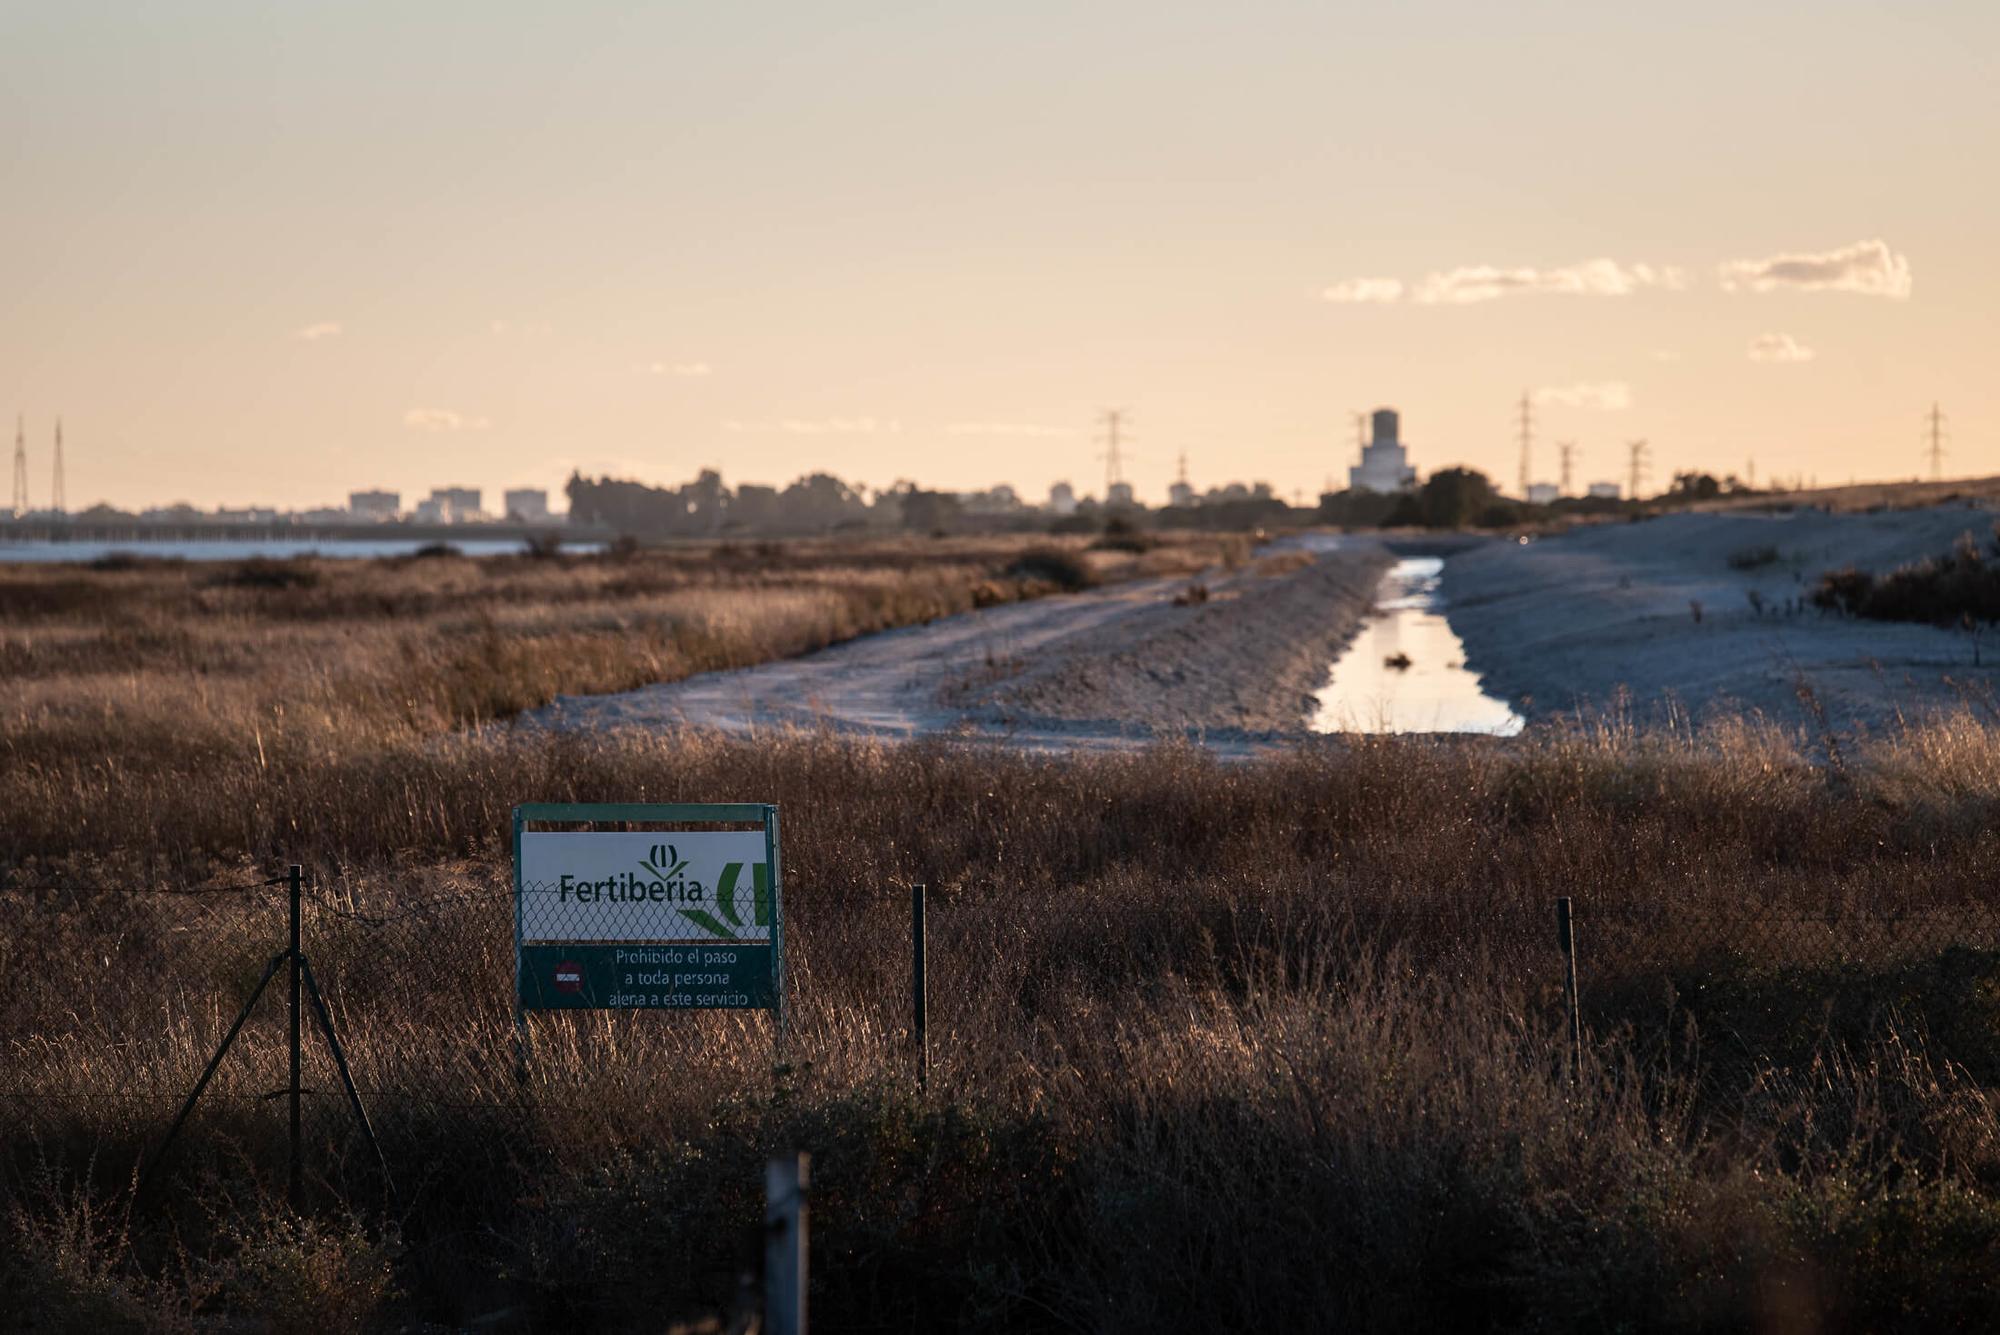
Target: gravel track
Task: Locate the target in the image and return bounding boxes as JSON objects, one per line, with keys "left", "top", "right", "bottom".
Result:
{"left": 527, "top": 539, "right": 1393, "bottom": 753}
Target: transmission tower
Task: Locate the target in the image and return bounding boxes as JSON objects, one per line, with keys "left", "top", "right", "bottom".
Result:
{"left": 1557, "top": 441, "right": 1577, "bottom": 498}
{"left": 1925, "top": 403, "right": 1948, "bottom": 482}
{"left": 1095, "top": 409, "right": 1130, "bottom": 496}
{"left": 1516, "top": 392, "right": 1534, "bottom": 498}
{"left": 10, "top": 415, "right": 25, "bottom": 517}
{"left": 1626, "top": 439, "right": 1651, "bottom": 502}
{"left": 51, "top": 417, "right": 65, "bottom": 514}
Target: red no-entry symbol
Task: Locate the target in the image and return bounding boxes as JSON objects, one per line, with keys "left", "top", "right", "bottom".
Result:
{"left": 553, "top": 960, "right": 584, "bottom": 994}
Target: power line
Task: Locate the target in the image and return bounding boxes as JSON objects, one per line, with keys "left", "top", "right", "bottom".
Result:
{"left": 1925, "top": 403, "right": 1948, "bottom": 482}
{"left": 1516, "top": 392, "right": 1534, "bottom": 498}
{"left": 10, "top": 415, "right": 24, "bottom": 517}
{"left": 1626, "top": 439, "right": 1651, "bottom": 502}
{"left": 51, "top": 417, "right": 65, "bottom": 514}
{"left": 1095, "top": 409, "right": 1131, "bottom": 495}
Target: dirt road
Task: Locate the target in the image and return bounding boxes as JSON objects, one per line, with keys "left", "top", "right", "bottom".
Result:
{"left": 528, "top": 539, "right": 1392, "bottom": 752}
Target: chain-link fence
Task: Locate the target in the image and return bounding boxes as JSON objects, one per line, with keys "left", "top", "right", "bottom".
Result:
{"left": 5, "top": 865, "right": 1999, "bottom": 1211}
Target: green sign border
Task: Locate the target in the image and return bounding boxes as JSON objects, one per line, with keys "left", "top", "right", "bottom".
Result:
{"left": 512, "top": 803, "right": 783, "bottom": 1026}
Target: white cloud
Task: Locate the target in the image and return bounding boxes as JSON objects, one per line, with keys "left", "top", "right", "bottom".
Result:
{"left": 404, "top": 408, "right": 489, "bottom": 432}
{"left": 644, "top": 361, "right": 713, "bottom": 377}
{"left": 1321, "top": 277, "right": 1406, "bottom": 304}
{"left": 724, "top": 417, "right": 887, "bottom": 435}
{"left": 1533, "top": 381, "right": 1634, "bottom": 411}
{"left": 946, "top": 422, "right": 1081, "bottom": 438}
{"left": 1747, "top": 332, "right": 1816, "bottom": 363}
{"left": 1719, "top": 239, "right": 1911, "bottom": 299}
{"left": 1413, "top": 259, "right": 1684, "bottom": 305}
{"left": 292, "top": 321, "right": 342, "bottom": 341}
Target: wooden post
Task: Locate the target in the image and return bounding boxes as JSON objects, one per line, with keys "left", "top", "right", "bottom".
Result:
{"left": 911, "top": 884, "right": 928, "bottom": 1091}
{"left": 288, "top": 863, "right": 303, "bottom": 1211}
{"left": 1556, "top": 896, "right": 1582, "bottom": 1084}
{"left": 765, "top": 1152, "right": 809, "bottom": 1335}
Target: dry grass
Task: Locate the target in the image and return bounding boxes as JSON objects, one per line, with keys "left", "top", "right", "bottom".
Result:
{"left": 1692, "top": 472, "right": 2000, "bottom": 515}
{"left": 4, "top": 540, "right": 2000, "bottom": 1330}
{"left": 0, "top": 533, "right": 1230, "bottom": 784}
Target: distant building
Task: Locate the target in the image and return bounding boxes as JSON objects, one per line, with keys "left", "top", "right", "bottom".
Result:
{"left": 215, "top": 507, "right": 280, "bottom": 524}
{"left": 349, "top": 489, "right": 400, "bottom": 520}
{"left": 1348, "top": 407, "right": 1418, "bottom": 494}
{"left": 503, "top": 488, "right": 551, "bottom": 522}
{"left": 1168, "top": 480, "right": 1196, "bottom": 508}
{"left": 299, "top": 507, "right": 350, "bottom": 524}
{"left": 423, "top": 486, "right": 484, "bottom": 523}
{"left": 1587, "top": 481, "right": 1622, "bottom": 500}
{"left": 1047, "top": 482, "right": 1078, "bottom": 515}
{"left": 1106, "top": 481, "right": 1136, "bottom": 508}
{"left": 1526, "top": 483, "right": 1559, "bottom": 505}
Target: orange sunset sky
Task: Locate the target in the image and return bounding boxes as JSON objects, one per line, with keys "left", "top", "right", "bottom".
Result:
{"left": 3, "top": 1, "right": 1995, "bottom": 511}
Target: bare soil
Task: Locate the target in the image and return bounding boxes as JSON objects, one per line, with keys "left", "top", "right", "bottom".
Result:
{"left": 1443, "top": 503, "right": 2000, "bottom": 730}
{"left": 528, "top": 539, "right": 1394, "bottom": 750}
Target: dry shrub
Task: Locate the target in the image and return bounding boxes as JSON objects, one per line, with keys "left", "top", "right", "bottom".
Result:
{"left": 7, "top": 544, "right": 2000, "bottom": 1328}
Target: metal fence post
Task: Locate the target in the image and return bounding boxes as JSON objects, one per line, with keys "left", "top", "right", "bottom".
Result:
{"left": 288, "top": 863, "right": 303, "bottom": 1211}
{"left": 911, "top": 884, "right": 928, "bottom": 1091}
{"left": 765, "top": 1152, "right": 809, "bottom": 1335}
{"left": 1556, "top": 896, "right": 1582, "bottom": 1084}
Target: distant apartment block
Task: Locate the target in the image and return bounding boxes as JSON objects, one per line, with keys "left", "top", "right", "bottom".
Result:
{"left": 1526, "top": 483, "right": 1559, "bottom": 505}
{"left": 1168, "top": 480, "right": 1196, "bottom": 508}
{"left": 503, "top": 488, "right": 551, "bottom": 522}
{"left": 1106, "top": 481, "right": 1136, "bottom": 508}
{"left": 1587, "top": 481, "right": 1622, "bottom": 500}
{"left": 418, "top": 486, "right": 484, "bottom": 524}
{"left": 349, "top": 488, "right": 400, "bottom": 520}
{"left": 1046, "top": 482, "right": 1078, "bottom": 516}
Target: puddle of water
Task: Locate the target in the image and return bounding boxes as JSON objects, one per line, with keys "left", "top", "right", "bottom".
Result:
{"left": 1311, "top": 557, "right": 1523, "bottom": 736}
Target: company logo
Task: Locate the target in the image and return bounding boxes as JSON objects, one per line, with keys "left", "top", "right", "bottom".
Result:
{"left": 550, "top": 853, "right": 773, "bottom": 941}
{"left": 553, "top": 959, "right": 584, "bottom": 994}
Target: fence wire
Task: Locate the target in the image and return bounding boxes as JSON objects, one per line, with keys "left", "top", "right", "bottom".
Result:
{"left": 4, "top": 869, "right": 1998, "bottom": 1207}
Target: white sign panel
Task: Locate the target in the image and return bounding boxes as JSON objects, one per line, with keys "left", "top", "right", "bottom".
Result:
{"left": 520, "top": 830, "right": 772, "bottom": 943}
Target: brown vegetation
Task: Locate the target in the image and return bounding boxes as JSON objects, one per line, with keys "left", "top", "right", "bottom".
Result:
{"left": 0, "top": 534, "right": 1226, "bottom": 779}
{"left": 4, "top": 543, "right": 2000, "bottom": 1330}
{"left": 1813, "top": 525, "right": 2000, "bottom": 625}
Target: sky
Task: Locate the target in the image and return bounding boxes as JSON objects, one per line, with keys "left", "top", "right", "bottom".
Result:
{"left": 2, "top": 1, "right": 1996, "bottom": 512}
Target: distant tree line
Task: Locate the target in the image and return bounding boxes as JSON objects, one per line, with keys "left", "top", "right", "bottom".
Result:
{"left": 565, "top": 470, "right": 981, "bottom": 537}
{"left": 1314, "top": 466, "right": 1768, "bottom": 532}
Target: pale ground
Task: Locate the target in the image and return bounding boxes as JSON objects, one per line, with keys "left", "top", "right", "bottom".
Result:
{"left": 1444, "top": 503, "right": 2000, "bottom": 731}
{"left": 528, "top": 538, "right": 1392, "bottom": 753}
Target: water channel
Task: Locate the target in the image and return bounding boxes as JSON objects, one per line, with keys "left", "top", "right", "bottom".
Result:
{"left": 1311, "top": 556, "right": 1523, "bottom": 736}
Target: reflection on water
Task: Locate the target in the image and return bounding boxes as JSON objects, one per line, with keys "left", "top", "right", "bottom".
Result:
{"left": 1311, "top": 557, "right": 1523, "bottom": 736}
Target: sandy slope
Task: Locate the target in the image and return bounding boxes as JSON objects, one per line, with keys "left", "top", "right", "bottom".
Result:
{"left": 526, "top": 539, "right": 1392, "bottom": 752}
{"left": 1443, "top": 504, "right": 2000, "bottom": 730}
